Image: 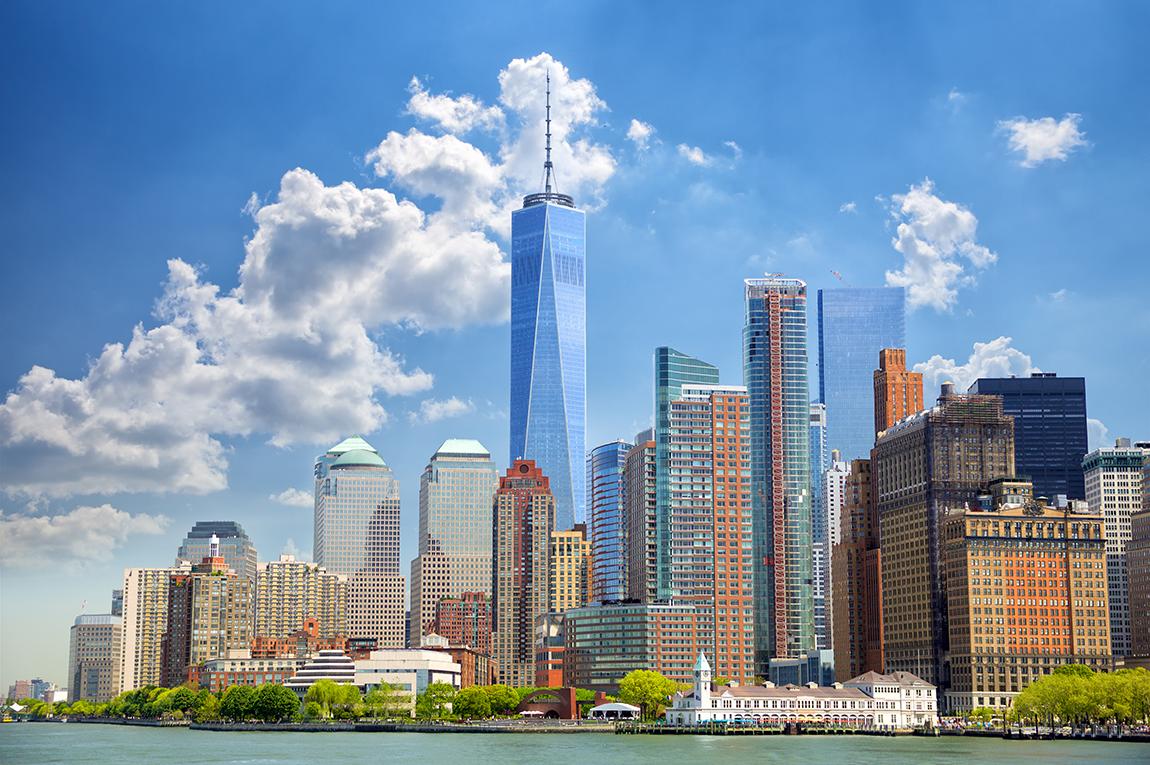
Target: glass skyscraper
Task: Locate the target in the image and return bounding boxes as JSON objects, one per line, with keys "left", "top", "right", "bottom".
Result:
{"left": 587, "top": 440, "right": 632, "bottom": 604}
{"left": 509, "top": 186, "right": 586, "bottom": 532}
{"left": 808, "top": 403, "right": 831, "bottom": 650}
{"left": 817, "top": 287, "right": 906, "bottom": 462}
{"left": 745, "top": 276, "right": 813, "bottom": 667}
{"left": 174, "top": 520, "right": 258, "bottom": 581}
{"left": 968, "top": 372, "right": 1088, "bottom": 500}
{"left": 654, "top": 347, "right": 720, "bottom": 601}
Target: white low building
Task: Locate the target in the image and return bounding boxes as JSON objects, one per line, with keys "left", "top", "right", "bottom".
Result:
{"left": 666, "top": 653, "right": 937, "bottom": 730}
{"left": 353, "top": 648, "right": 461, "bottom": 696}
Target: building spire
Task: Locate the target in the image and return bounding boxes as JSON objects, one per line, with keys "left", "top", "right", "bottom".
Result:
{"left": 544, "top": 70, "right": 553, "bottom": 194}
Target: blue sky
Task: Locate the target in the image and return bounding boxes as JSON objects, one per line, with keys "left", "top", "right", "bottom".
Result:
{"left": 2, "top": 2, "right": 1147, "bottom": 689}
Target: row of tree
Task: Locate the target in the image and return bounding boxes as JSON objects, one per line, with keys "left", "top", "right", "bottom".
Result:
{"left": 1010, "top": 665, "right": 1150, "bottom": 727}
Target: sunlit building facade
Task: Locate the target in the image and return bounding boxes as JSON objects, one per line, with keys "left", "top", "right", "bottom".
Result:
{"left": 587, "top": 440, "right": 632, "bottom": 603}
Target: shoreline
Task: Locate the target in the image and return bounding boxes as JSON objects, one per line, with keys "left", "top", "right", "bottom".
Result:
{"left": 28, "top": 718, "right": 1148, "bottom": 742}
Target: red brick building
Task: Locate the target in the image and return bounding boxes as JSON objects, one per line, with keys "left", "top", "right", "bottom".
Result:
{"left": 432, "top": 592, "right": 492, "bottom": 655}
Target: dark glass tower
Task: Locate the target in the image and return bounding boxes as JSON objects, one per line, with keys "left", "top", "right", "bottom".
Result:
{"left": 509, "top": 75, "right": 586, "bottom": 531}
{"left": 968, "top": 372, "right": 1088, "bottom": 499}
{"left": 817, "top": 287, "right": 906, "bottom": 461}
{"left": 174, "top": 520, "right": 257, "bottom": 580}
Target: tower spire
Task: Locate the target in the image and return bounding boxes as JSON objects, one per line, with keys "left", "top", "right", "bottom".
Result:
{"left": 544, "top": 70, "right": 553, "bottom": 194}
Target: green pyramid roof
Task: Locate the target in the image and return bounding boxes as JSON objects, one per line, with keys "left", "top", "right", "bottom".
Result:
{"left": 326, "top": 435, "right": 378, "bottom": 456}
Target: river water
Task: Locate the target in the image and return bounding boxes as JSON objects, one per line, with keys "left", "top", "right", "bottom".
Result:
{"left": 0, "top": 723, "right": 1145, "bottom": 764}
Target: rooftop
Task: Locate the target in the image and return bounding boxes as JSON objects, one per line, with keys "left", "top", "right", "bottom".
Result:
{"left": 325, "top": 435, "right": 378, "bottom": 456}
{"left": 331, "top": 449, "right": 388, "bottom": 469}
{"left": 435, "top": 438, "right": 491, "bottom": 458}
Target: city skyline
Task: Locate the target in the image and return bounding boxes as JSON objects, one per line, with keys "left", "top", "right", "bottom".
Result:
{"left": 3, "top": 3, "right": 1149, "bottom": 690}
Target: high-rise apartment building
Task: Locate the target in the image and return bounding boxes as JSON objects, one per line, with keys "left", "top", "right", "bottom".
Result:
{"left": 509, "top": 83, "right": 586, "bottom": 532}
{"left": 432, "top": 592, "right": 492, "bottom": 656}
{"left": 944, "top": 496, "right": 1112, "bottom": 711}
{"left": 119, "top": 564, "right": 187, "bottom": 692}
{"left": 409, "top": 439, "right": 499, "bottom": 647}
{"left": 69, "top": 614, "right": 121, "bottom": 702}
{"left": 549, "top": 524, "right": 592, "bottom": 614}
{"left": 161, "top": 539, "right": 253, "bottom": 686}
{"left": 314, "top": 436, "right": 404, "bottom": 648}
{"left": 745, "top": 275, "right": 813, "bottom": 668}
{"left": 1128, "top": 508, "right": 1150, "bottom": 661}
{"left": 175, "top": 521, "right": 258, "bottom": 581}
{"left": 969, "top": 373, "right": 1088, "bottom": 500}
{"left": 492, "top": 460, "right": 556, "bottom": 687}
{"left": 831, "top": 459, "right": 884, "bottom": 682}
{"left": 655, "top": 347, "right": 720, "bottom": 601}
{"left": 872, "top": 384, "right": 1015, "bottom": 695}
{"left": 254, "top": 555, "right": 348, "bottom": 640}
{"left": 818, "top": 454, "right": 850, "bottom": 651}
{"left": 587, "top": 440, "right": 632, "bottom": 603}
{"left": 1083, "top": 438, "right": 1148, "bottom": 659}
{"left": 873, "top": 348, "right": 924, "bottom": 438}
{"left": 818, "top": 287, "right": 906, "bottom": 461}
{"left": 810, "top": 403, "right": 830, "bottom": 650}
{"left": 625, "top": 429, "right": 657, "bottom": 603}
{"left": 664, "top": 384, "right": 755, "bottom": 683}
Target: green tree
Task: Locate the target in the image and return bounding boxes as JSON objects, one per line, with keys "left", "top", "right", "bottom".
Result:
{"left": 253, "top": 684, "right": 300, "bottom": 723}
{"left": 415, "top": 682, "right": 457, "bottom": 719}
{"left": 618, "top": 669, "right": 678, "bottom": 721}
{"left": 484, "top": 684, "right": 519, "bottom": 716}
{"left": 304, "top": 679, "right": 345, "bottom": 719}
{"left": 194, "top": 694, "right": 220, "bottom": 723}
{"left": 303, "top": 701, "right": 324, "bottom": 721}
{"left": 453, "top": 686, "right": 491, "bottom": 719}
{"left": 365, "top": 683, "right": 406, "bottom": 719}
{"left": 167, "top": 686, "right": 199, "bottom": 715}
{"left": 220, "top": 685, "right": 258, "bottom": 721}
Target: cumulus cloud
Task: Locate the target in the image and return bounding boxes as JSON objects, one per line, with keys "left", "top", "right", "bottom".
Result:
{"left": 626, "top": 119, "right": 655, "bottom": 150}
{"left": 839, "top": 201, "right": 857, "bottom": 214}
{"left": 998, "top": 114, "right": 1087, "bottom": 167}
{"left": 406, "top": 77, "right": 505, "bottom": 135}
{"left": 0, "top": 52, "right": 616, "bottom": 499}
{"left": 0, "top": 505, "right": 169, "bottom": 569}
{"left": 677, "top": 144, "right": 711, "bottom": 166}
{"left": 270, "top": 488, "right": 313, "bottom": 508}
{"left": 1087, "top": 418, "right": 1110, "bottom": 450}
{"left": 914, "top": 336, "right": 1039, "bottom": 396}
{"left": 409, "top": 396, "right": 475, "bottom": 424}
{"left": 884, "top": 179, "right": 997, "bottom": 312}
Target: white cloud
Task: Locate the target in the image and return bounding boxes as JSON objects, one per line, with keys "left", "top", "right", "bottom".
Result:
{"left": 1049, "top": 288, "right": 1069, "bottom": 302}
{"left": 0, "top": 505, "right": 169, "bottom": 569}
{"left": 677, "top": 144, "right": 711, "bottom": 166}
{"left": 270, "top": 488, "right": 313, "bottom": 508}
{"left": 409, "top": 396, "right": 475, "bottom": 424}
{"left": 626, "top": 119, "right": 655, "bottom": 150}
{"left": 1087, "top": 418, "right": 1110, "bottom": 451}
{"left": 405, "top": 77, "right": 505, "bottom": 135}
{"left": 998, "top": 114, "right": 1087, "bottom": 167}
{"left": 947, "top": 88, "right": 967, "bottom": 112}
{"left": 281, "top": 537, "right": 312, "bottom": 562}
{"left": 724, "top": 140, "right": 743, "bottom": 159}
{"left": 0, "top": 53, "right": 616, "bottom": 499}
{"left": 914, "top": 336, "right": 1039, "bottom": 396}
{"left": 839, "top": 201, "right": 857, "bottom": 214}
{"left": 884, "top": 179, "right": 998, "bottom": 312}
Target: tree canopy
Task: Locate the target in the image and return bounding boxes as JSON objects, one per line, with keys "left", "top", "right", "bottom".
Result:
{"left": 618, "top": 669, "right": 679, "bottom": 721}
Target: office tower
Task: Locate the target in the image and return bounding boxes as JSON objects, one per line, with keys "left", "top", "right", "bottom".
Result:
{"left": 111, "top": 590, "right": 123, "bottom": 617}
{"left": 69, "top": 614, "right": 121, "bottom": 702}
{"left": 809, "top": 404, "right": 830, "bottom": 649}
{"left": 968, "top": 372, "right": 1088, "bottom": 500}
{"left": 174, "top": 520, "right": 258, "bottom": 581}
{"left": 409, "top": 439, "right": 499, "bottom": 647}
{"left": 831, "top": 459, "right": 884, "bottom": 681}
{"left": 872, "top": 384, "right": 1015, "bottom": 694}
{"left": 587, "top": 440, "right": 632, "bottom": 603}
{"left": 1129, "top": 509, "right": 1150, "bottom": 660}
{"left": 655, "top": 347, "right": 720, "bottom": 600}
{"left": 943, "top": 492, "right": 1111, "bottom": 711}
{"left": 874, "top": 348, "right": 924, "bottom": 437}
{"left": 664, "top": 383, "right": 755, "bottom": 684}
{"left": 432, "top": 592, "right": 492, "bottom": 655}
{"left": 118, "top": 564, "right": 186, "bottom": 692}
{"left": 549, "top": 524, "right": 592, "bottom": 613}
{"left": 562, "top": 602, "right": 701, "bottom": 693}
{"left": 1083, "top": 438, "right": 1149, "bottom": 659}
{"left": 625, "top": 428, "right": 657, "bottom": 603}
{"left": 492, "top": 460, "right": 556, "bottom": 687}
{"left": 817, "top": 453, "right": 850, "bottom": 652}
{"left": 818, "top": 287, "right": 906, "bottom": 461}
{"left": 745, "top": 275, "right": 814, "bottom": 667}
{"left": 314, "top": 436, "right": 404, "bottom": 647}
{"left": 254, "top": 555, "right": 348, "bottom": 640}
{"left": 161, "top": 538, "right": 253, "bottom": 686}
{"left": 509, "top": 79, "right": 586, "bottom": 532}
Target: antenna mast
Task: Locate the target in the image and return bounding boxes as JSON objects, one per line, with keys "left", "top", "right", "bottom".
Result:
{"left": 544, "top": 70, "right": 553, "bottom": 194}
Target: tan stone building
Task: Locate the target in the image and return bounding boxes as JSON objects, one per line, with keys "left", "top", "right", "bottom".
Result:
{"left": 119, "top": 564, "right": 187, "bottom": 692}
{"left": 69, "top": 614, "right": 121, "bottom": 702}
{"left": 873, "top": 348, "right": 924, "bottom": 438}
{"left": 254, "top": 555, "right": 347, "bottom": 640}
{"left": 943, "top": 497, "right": 1111, "bottom": 711}
{"left": 832, "top": 458, "right": 884, "bottom": 682}
{"left": 548, "top": 525, "right": 591, "bottom": 614}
